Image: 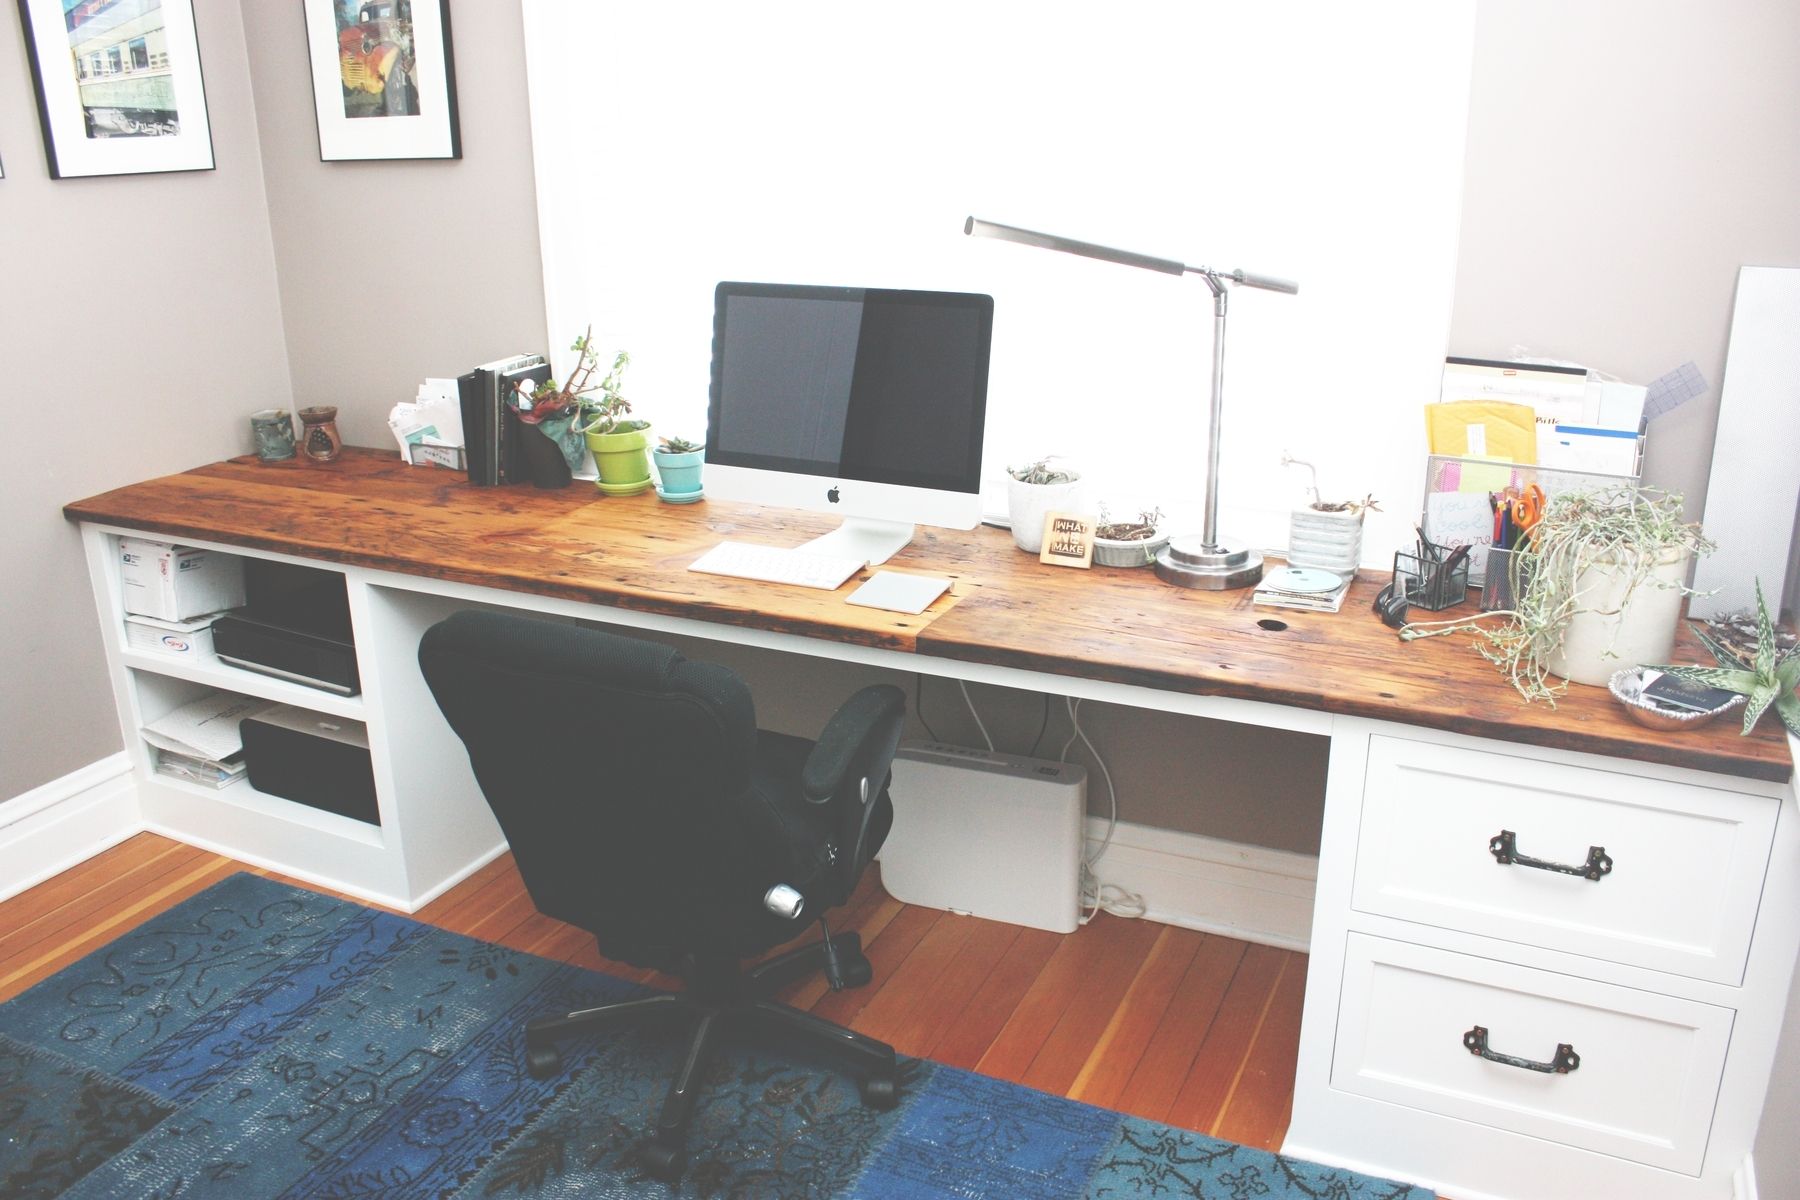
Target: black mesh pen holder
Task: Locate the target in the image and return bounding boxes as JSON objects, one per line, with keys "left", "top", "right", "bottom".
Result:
{"left": 1392, "top": 549, "right": 1470, "bottom": 611}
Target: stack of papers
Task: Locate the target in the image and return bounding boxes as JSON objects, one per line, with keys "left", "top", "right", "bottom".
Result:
{"left": 142, "top": 690, "right": 270, "bottom": 789}
{"left": 389, "top": 378, "right": 466, "bottom": 467}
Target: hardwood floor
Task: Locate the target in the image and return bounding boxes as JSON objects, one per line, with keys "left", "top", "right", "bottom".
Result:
{"left": 0, "top": 832, "right": 1308, "bottom": 1153}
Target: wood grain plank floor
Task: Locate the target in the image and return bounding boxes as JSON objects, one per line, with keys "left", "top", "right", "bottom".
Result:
{"left": 0, "top": 833, "right": 1310, "bottom": 1154}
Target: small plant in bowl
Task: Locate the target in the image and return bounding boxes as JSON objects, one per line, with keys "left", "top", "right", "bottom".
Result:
{"left": 1005, "top": 457, "right": 1083, "bottom": 554}
{"left": 1093, "top": 506, "right": 1167, "bottom": 568}
{"left": 652, "top": 435, "right": 705, "bottom": 500}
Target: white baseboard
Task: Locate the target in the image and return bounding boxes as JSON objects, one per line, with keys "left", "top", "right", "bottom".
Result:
{"left": 0, "top": 753, "right": 142, "bottom": 903}
{"left": 1085, "top": 817, "right": 1317, "bottom": 951}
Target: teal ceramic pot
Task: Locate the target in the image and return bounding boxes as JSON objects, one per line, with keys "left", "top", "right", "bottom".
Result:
{"left": 653, "top": 448, "right": 704, "bottom": 495}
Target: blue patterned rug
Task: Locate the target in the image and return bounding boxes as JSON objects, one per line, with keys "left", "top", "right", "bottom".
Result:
{"left": 0, "top": 873, "right": 1430, "bottom": 1198}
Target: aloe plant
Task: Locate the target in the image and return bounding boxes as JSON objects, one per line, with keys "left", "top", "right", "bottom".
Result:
{"left": 1658, "top": 579, "right": 1800, "bottom": 736}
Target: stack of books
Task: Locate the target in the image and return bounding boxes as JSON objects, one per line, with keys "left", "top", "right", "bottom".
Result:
{"left": 1253, "top": 566, "right": 1353, "bottom": 613}
{"left": 457, "top": 352, "right": 551, "bottom": 486}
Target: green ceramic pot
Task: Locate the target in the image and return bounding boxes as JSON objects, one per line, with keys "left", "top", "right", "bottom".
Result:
{"left": 585, "top": 425, "right": 652, "bottom": 495}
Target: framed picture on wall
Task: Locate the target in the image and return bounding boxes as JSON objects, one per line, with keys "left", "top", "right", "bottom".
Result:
{"left": 17, "top": 0, "right": 215, "bottom": 179}
{"left": 302, "top": 0, "right": 461, "bottom": 161}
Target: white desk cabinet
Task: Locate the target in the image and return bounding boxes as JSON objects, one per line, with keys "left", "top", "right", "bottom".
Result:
{"left": 1287, "top": 720, "right": 1800, "bottom": 1200}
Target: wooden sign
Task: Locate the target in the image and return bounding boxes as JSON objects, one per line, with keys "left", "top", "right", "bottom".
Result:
{"left": 1039, "top": 511, "right": 1096, "bottom": 568}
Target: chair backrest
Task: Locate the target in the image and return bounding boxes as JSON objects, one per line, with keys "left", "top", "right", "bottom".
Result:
{"left": 419, "top": 610, "right": 772, "bottom": 965}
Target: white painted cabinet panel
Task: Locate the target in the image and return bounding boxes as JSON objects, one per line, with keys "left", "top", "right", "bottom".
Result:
{"left": 1354, "top": 736, "right": 1776, "bottom": 984}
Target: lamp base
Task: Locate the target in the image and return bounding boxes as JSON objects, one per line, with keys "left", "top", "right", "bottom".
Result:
{"left": 1154, "top": 535, "right": 1264, "bottom": 590}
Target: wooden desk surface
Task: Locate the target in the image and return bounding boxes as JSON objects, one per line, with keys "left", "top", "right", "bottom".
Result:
{"left": 66, "top": 449, "right": 1792, "bottom": 784}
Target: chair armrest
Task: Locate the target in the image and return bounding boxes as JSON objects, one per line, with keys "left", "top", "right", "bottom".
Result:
{"left": 802, "top": 685, "right": 906, "bottom": 804}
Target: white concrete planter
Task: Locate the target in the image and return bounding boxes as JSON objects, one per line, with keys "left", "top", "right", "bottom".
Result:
{"left": 1007, "top": 476, "right": 1085, "bottom": 554}
{"left": 1545, "top": 546, "right": 1691, "bottom": 687}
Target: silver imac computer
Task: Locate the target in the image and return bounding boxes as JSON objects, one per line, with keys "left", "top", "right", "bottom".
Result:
{"left": 704, "top": 281, "right": 994, "bottom": 566}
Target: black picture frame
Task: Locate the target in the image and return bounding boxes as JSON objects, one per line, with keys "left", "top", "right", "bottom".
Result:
{"left": 302, "top": 0, "right": 461, "bottom": 161}
{"left": 17, "top": 0, "right": 216, "bottom": 179}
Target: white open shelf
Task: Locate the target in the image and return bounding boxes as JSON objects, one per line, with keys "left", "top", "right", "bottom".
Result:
{"left": 123, "top": 648, "right": 366, "bottom": 720}
{"left": 146, "top": 767, "right": 385, "bottom": 849}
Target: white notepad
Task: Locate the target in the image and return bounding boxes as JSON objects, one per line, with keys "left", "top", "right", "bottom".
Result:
{"left": 845, "top": 571, "right": 952, "bottom": 614}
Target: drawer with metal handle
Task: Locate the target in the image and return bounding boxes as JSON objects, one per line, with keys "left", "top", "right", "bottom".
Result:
{"left": 1331, "top": 933, "right": 1733, "bottom": 1175}
{"left": 1353, "top": 735, "right": 1777, "bottom": 984}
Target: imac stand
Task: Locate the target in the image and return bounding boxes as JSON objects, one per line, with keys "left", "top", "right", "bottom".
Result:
{"left": 801, "top": 518, "right": 916, "bottom": 566}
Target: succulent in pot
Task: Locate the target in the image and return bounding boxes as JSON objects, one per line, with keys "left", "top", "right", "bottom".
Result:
{"left": 1005, "top": 457, "right": 1083, "bottom": 555}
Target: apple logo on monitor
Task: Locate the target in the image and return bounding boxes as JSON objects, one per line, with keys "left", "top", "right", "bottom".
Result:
{"left": 827, "top": 487, "right": 841, "bottom": 504}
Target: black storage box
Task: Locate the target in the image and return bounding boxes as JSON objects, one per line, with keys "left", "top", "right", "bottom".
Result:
{"left": 214, "top": 561, "right": 359, "bottom": 695}
{"left": 241, "top": 705, "right": 379, "bottom": 825}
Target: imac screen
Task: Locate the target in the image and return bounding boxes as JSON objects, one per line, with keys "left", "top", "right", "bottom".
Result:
{"left": 708, "top": 283, "right": 992, "bottom": 494}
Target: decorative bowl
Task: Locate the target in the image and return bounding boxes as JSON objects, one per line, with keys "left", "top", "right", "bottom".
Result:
{"left": 1607, "top": 666, "right": 1744, "bottom": 731}
{"left": 1092, "top": 530, "right": 1169, "bottom": 568}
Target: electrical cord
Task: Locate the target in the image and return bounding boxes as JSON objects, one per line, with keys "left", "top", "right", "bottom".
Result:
{"left": 1059, "top": 697, "right": 1147, "bottom": 924}
{"left": 958, "top": 679, "right": 994, "bottom": 752}
{"left": 1027, "top": 694, "right": 1050, "bottom": 758}
{"left": 914, "top": 673, "right": 940, "bottom": 742}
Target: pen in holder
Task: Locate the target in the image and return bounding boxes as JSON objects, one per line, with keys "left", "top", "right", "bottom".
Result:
{"left": 1393, "top": 546, "right": 1470, "bottom": 611}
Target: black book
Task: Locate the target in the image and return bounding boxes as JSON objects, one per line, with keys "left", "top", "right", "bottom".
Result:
{"left": 463, "top": 353, "right": 544, "bottom": 485}
{"left": 456, "top": 370, "right": 489, "bottom": 484}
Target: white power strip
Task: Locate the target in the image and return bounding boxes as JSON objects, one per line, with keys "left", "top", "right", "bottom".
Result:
{"left": 878, "top": 741, "right": 1087, "bottom": 933}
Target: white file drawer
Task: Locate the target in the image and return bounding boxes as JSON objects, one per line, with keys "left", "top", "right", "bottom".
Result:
{"left": 1353, "top": 736, "right": 1777, "bottom": 984}
{"left": 1332, "top": 934, "right": 1733, "bottom": 1175}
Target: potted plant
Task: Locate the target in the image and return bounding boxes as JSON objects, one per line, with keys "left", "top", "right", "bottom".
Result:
{"left": 1404, "top": 486, "right": 1713, "bottom": 699}
{"left": 653, "top": 435, "right": 704, "bottom": 501}
{"left": 1006, "top": 457, "right": 1083, "bottom": 554}
{"left": 1092, "top": 505, "right": 1167, "bottom": 568}
{"left": 1281, "top": 452, "right": 1378, "bottom": 576}
{"left": 1655, "top": 579, "right": 1800, "bottom": 736}
{"left": 566, "top": 344, "right": 652, "bottom": 495}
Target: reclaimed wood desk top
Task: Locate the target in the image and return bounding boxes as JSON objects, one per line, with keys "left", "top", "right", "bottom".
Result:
{"left": 66, "top": 449, "right": 1792, "bottom": 784}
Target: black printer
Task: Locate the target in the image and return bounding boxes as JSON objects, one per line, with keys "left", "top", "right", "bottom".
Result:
{"left": 212, "top": 560, "right": 360, "bottom": 695}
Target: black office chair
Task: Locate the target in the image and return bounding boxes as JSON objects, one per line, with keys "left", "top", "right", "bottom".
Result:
{"left": 417, "top": 609, "right": 905, "bottom": 1180}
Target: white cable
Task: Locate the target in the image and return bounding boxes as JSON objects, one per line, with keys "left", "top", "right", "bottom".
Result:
{"left": 958, "top": 678, "right": 994, "bottom": 752}
{"left": 1058, "top": 697, "right": 1147, "bottom": 923}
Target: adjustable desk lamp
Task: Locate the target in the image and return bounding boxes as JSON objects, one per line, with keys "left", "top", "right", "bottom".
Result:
{"left": 964, "top": 216, "right": 1297, "bottom": 590}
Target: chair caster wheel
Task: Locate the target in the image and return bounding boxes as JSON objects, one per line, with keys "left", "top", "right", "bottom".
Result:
{"left": 643, "top": 1140, "right": 686, "bottom": 1182}
{"left": 525, "top": 1045, "right": 561, "bottom": 1080}
{"left": 859, "top": 1073, "right": 898, "bottom": 1110}
{"left": 836, "top": 952, "right": 873, "bottom": 990}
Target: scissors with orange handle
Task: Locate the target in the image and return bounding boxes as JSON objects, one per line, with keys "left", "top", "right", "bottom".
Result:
{"left": 1508, "top": 484, "right": 1545, "bottom": 544}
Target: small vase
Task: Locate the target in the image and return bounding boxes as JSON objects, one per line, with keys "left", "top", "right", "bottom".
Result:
{"left": 298, "top": 406, "right": 342, "bottom": 463}
{"left": 653, "top": 448, "right": 704, "bottom": 497}
{"left": 585, "top": 425, "right": 653, "bottom": 496}
{"left": 517, "top": 423, "right": 573, "bottom": 489}
{"left": 250, "top": 408, "right": 296, "bottom": 462}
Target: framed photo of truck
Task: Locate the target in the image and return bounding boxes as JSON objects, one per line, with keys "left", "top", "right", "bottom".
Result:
{"left": 303, "top": 0, "right": 460, "bottom": 161}
{"left": 18, "top": 0, "right": 215, "bottom": 179}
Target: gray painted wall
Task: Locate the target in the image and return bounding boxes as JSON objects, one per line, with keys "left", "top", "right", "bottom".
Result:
{"left": 0, "top": 0, "right": 289, "bottom": 800}
{"left": 5, "top": 0, "right": 1799, "bottom": 1184}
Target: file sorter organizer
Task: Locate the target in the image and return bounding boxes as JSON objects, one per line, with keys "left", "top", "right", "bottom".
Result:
{"left": 1419, "top": 454, "right": 1639, "bottom": 588}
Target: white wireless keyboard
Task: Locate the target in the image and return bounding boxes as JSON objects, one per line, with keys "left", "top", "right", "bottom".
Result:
{"left": 687, "top": 541, "right": 866, "bottom": 590}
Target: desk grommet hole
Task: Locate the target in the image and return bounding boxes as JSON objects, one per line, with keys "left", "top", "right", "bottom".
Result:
{"left": 1256, "top": 618, "right": 1288, "bottom": 632}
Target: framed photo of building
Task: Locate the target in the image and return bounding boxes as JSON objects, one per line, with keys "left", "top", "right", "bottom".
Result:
{"left": 18, "top": 0, "right": 215, "bottom": 178}
{"left": 302, "top": 0, "right": 460, "bottom": 161}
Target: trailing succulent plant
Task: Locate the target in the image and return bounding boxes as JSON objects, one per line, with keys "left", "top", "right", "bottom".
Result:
{"left": 1657, "top": 579, "right": 1800, "bottom": 737}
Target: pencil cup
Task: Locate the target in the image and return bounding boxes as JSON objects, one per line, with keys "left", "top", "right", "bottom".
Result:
{"left": 1392, "top": 549, "right": 1469, "bottom": 612}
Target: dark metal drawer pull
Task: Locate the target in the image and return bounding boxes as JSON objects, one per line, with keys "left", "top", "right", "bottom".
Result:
{"left": 1463, "top": 1025, "right": 1580, "bottom": 1074}
{"left": 1489, "top": 829, "right": 1613, "bottom": 881}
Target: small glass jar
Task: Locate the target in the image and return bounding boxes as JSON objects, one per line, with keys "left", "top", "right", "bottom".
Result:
{"left": 250, "top": 408, "right": 296, "bottom": 462}
{"left": 298, "top": 406, "right": 342, "bottom": 463}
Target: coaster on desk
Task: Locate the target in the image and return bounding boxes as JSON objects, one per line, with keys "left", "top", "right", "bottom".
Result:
{"left": 846, "top": 571, "right": 952, "bottom": 614}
